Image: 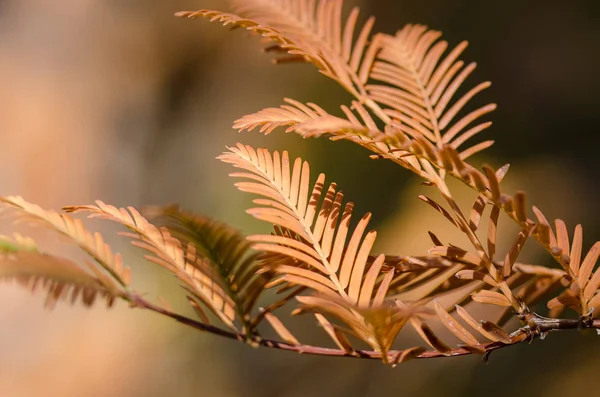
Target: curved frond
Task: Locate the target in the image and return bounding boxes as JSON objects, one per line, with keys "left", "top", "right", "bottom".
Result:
{"left": 218, "top": 143, "right": 422, "bottom": 358}
{"left": 264, "top": 312, "right": 300, "bottom": 345}
{"left": 142, "top": 205, "right": 271, "bottom": 331}
{"left": 64, "top": 202, "right": 242, "bottom": 331}
{"left": 234, "top": 98, "right": 376, "bottom": 139}
{"left": 219, "top": 143, "right": 387, "bottom": 304}
{"left": 0, "top": 196, "right": 131, "bottom": 288}
{"left": 178, "top": 0, "right": 379, "bottom": 99}
{"left": 0, "top": 250, "right": 121, "bottom": 309}
{"left": 180, "top": 3, "right": 497, "bottom": 183}
{"left": 368, "top": 25, "right": 495, "bottom": 153}
{"left": 234, "top": 98, "right": 331, "bottom": 135}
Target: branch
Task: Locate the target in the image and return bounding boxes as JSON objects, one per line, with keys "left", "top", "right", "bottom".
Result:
{"left": 129, "top": 294, "right": 243, "bottom": 341}
{"left": 520, "top": 311, "right": 600, "bottom": 335}
{"left": 129, "top": 292, "right": 598, "bottom": 363}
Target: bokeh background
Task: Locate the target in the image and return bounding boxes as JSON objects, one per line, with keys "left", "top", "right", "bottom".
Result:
{"left": 1, "top": 1, "right": 600, "bottom": 396}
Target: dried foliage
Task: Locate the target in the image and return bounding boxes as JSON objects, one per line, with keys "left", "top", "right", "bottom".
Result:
{"left": 141, "top": 204, "right": 271, "bottom": 333}
{"left": 1, "top": 0, "right": 599, "bottom": 367}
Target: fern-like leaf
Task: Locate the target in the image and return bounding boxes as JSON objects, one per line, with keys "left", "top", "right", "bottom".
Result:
{"left": 369, "top": 25, "right": 495, "bottom": 155}
{"left": 180, "top": 0, "right": 378, "bottom": 96}
{"left": 219, "top": 143, "right": 386, "bottom": 303}
{"left": 143, "top": 205, "right": 271, "bottom": 331}
{"left": 0, "top": 196, "right": 131, "bottom": 288}
{"left": 234, "top": 98, "right": 331, "bottom": 135}
{"left": 234, "top": 98, "right": 375, "bottom": 139}
{"left": 219, "top": 143, "right": 418, "bottom": 358}
{"left": 0, "top": 250, "right": 121, "bottom": 309}
{"left": 64, "top": 202, "right": 242, "bottom": 331}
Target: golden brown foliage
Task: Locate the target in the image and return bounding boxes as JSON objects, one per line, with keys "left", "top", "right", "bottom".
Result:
{"left": 1, "top": 0, "right": 599, "bottom": 366}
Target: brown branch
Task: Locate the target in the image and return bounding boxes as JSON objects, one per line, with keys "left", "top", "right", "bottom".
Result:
{"left": 129, "top": 293, "right": 600, "bottom": 363}
{"left": 520, "top": 311, "right": 600, "bottom": 334}
{"left": 129, "top": 294, "right": 243, "bottom": 341}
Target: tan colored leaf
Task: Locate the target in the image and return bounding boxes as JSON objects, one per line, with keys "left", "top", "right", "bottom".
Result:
{"left": 434, "top": 300, "right": 479, "bottom": 346}
{"left": 502, "top": 227, "right": 530, "bottom": 278}
{"left": 187, "top": 296, "right": 210, "bottom": 324}
{"left": 410, "top": 317, "right": 451, "bottom": 355}
{"left": 584, "top": 265, "right": 600, "bottom": 300}
{"left": 513, "top": 191, "right": 528, "bottom": 223}
{"left": 145, "top": 205, "right": 271, "bottom": 329}
{"left": 418, "top": 195, "right": 459, "bottom": 228}
{"left": 66, "top": 202, "right": 239, "bottom": 330}
{"left": 480, "top": 321, "right": 511, "bottom": 344}
{"left": 534, "top": 223, "right": 552, "bottom": 247}
{"left": 459, "top": 140, "right": 495, "bottom": 160}
{"left": 395, "top": 263, "right": 463, "bottom": 302}
{"left": 180, "top": 0, "right": 380, "bottom": 102}
{"left": 469, "top": 194, "right": 486, "bottom": 231}
{"left": 428, "top": 245, "right": 483, "bottom": 267}
{"left": 369, "top": 24, "right": 495, "bottom": 154}
{"left": 264, "top": 312, "right": 300, "bottom": 345}
{"left": 482, "top": 165, "right": 500, "bottom": 201}
{"left": 587, "top": 292, "right": 600, "bottom": 312}
{"left": 571, "top": 224, "right": 583, "bottom": 276}
{"left": 0, "top": 251, "right": 120, "bottom": 309}
{"left": 547, "top": 289, "right": 580, "bottom": 310}
{"left": 487, "top": 202, "right": 500, "bottom": 261}
{"left": 471, "top": 290, "right": 511, "bottom": 307}
{"left": 339, "top": 214, "right": 373, "bottom": 290}
{"left": 271, "top": 274, "right": 338, "bottom": 297}
{"left": 455, "top": 305, "right": 502, "bottom": 342}
{"left": 348, "top": 230, "right": 378, "bottom": 305}
{"left": 220, "top": 145, "right": 383, "bottom": 311}
{"left": 579, "top": 242, "right": 600, "bottom": 290}
{"left": 373, "top": 269, "right": 394, "bottom": 307}
{"left": 455, "top": 269, "right": 498, "bottom": 287}
{"left": 359, "top": 254, "right": 385, "bottom": 307}
{"left": 315, "top": 313, "right": 355, "bottom": 354}
{"left": 391, "top": 346, "right": 426, "bottom": 366}
{"left": 298, "top": 295, "right": 410, "bottom": 359}
{"left": 252, "top": 243, "right": 328, "bottom": 274}
{"left": 265, "top": 264, "right": 337, "bottom": 291}
{"left": 234, "top": 98, "right": 328, "bottom": 134}
{"left": 555, "top": 219, "right": 570, "bottom": 258}
{"left": 532, "top": 206, "right": 557, "bottom": 247}
{"left": 2, "top": 196, "right": 130, "bottom": 287}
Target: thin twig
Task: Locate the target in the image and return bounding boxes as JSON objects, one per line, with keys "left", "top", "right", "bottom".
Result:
{"left": 130, "top": 293, "right": 599, "bottom": 362}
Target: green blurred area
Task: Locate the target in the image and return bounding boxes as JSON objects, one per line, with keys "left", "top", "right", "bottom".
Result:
{"left": 1, "top": 0, "right": 600, "bottom": 396}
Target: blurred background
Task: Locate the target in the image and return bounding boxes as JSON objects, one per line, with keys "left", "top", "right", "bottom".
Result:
{"left": 1, "top": 0, "right": 599, "bottom": 396}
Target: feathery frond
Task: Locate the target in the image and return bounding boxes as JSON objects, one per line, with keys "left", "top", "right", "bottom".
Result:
{"left": 234, "top": 98, "right": 376, "bottom": 139}
{"left": 368, "top": 25, "right": 495, "bottom": 153}
{"left": 0, "top": 196, "right": 131, "bottom": 288}
{"left": 0, "top": 250, "right": 121, "bottom": 309}
{"left": 64, "top": 202, "right": 243, "bottom": 331}
{"left": 185, "top": 2, "right": 495, "bottom": 164}
{"left": 219, "top": 143, "right": 419, "bottom": 357}
{"left": 219, "top": 143, "right": 382, "bottom": 302}
{"left": 142, "top": 205, "right": 271, "bottom": 331}
{"left": 178, "top": 0, "right": 380, "bottom": 100}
